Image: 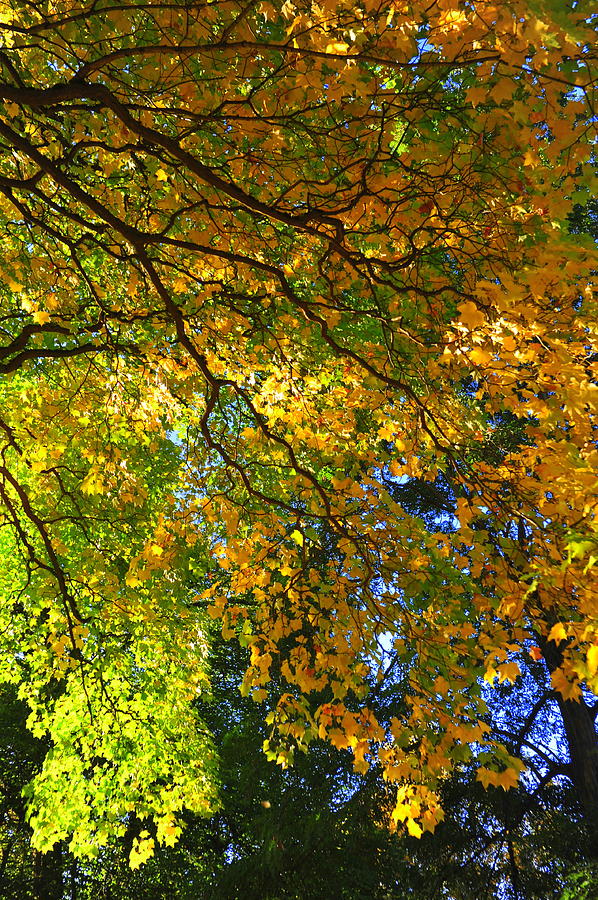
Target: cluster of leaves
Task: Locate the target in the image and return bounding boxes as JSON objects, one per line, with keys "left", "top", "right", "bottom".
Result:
{"left": 0, "top": 639, "right": 593, "bottom": 899}
{"left": 0, "top": 0, "right": 595, "bottom": 864}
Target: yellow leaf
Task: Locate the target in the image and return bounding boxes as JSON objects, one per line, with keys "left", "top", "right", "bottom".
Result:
{"left": 434, "top": 675, "right": 449, "bottom": 694}
{"left": 500, "top": 596, "right": 523, "bottom": 620}
{"left": 490, "top": 78, "right": 515, "bottom": 106}
{"left": 406, "top": 818, "right": 423, "bottom": 838}
{"left": 129, "top": 834, "right": 155, "bottom": 869}
{"left": 438, "top": 9, "right": 467, "bottom": 27}
{"left": 156, "top": 815, "right": 181, "bottom": 848}
{"left": 329, "top": 728, "right": 351, "bottom": 750}
{"left": 290, "top": 529, "right": 304, "bottom": 547}
{"left": 551, "top": 667, "right": 581, "bottom": 702}
{"left": 325, "top": 42, "right": 349, "bottom": 54}
{"left": 588, "top": 645, "right": 598, "bottom": 677}
{"left": 378, "top": 423, "right": 395, "bottom": 441}
{"left": 523, "top": 149, "right": 538, "bottom": 167}
{"left": 497, "top": 661, "right": 520, "bottom": 684}
{"left": 478, "top": 765, "right": 522, "bottom": 791}
{"left": 548, "top": 622, "right": 567, "bottom": 644}
{"left": 483, "top": 666, "right": 497, "bottom": 684}
{"left": 457, "top": 301, "right": 485, "bottom": 330}
{"left": 468, "top": 85, "right": 488, "bottom": 108}
{"left": 469, "top": 347, "right": 491, "bottom": 366}
{"left": 476, "top": 766, "right": 495, "bottom": 789}
{"left": 32, "top": 310, "right": 51, "bottom": 324}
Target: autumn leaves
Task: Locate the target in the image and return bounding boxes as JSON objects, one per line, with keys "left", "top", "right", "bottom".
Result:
{"left": 0, "top": 0, "right": 595, "bottom": 855}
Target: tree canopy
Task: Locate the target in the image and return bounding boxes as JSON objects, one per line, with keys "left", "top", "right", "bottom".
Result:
{"left": 0, "top": 0, "right": 595, "bottom": 868}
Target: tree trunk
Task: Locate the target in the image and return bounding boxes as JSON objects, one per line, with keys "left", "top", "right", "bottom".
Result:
{"left": 540, "top": 636, "right": 598, "bottom": 854}
{"left": 32, "top": 845, "right": 63, "bottom": 900}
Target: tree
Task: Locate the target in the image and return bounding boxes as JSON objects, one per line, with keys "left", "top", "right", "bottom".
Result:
{"left": 0, "top": 0, "right": 595, "bottom": 861}
{"left": 0, "top": 631, "right": 590, "bottom": 899}
{"left": 0, "top": 685, "right": 64, "bottom": 900}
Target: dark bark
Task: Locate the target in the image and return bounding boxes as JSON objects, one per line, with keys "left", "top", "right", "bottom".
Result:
{"left": 540, "top": 635, "right": 598, "bottom": 855}
{"left": 32, "top": 845, "right": 63, "bottom": 900}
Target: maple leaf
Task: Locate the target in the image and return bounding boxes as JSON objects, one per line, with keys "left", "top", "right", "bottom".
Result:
{"left": 548, "top": 623, "right": 568, "bottom": 645}
{"left": 457, "top": 301, "right": 485, "bottom": 330}
{"left": 406, "top": 819, "right": 423, "bottom": 838}
{"left": 551, "top": 667, "right": 582, "bottom": 702}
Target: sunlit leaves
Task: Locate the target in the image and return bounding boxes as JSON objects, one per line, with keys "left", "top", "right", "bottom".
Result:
{"left": 0, "top": 0, "right": 594, "bottom": 858}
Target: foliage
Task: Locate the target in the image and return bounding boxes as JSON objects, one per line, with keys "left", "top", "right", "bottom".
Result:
{"left": 559, "top": 866, "right": 598, "bottom": 900}
{"left": 0, "top": 641, "right": 590, "bottom": 899}
{"left": 0, "top": 0, "right": 595, "bottom": 861}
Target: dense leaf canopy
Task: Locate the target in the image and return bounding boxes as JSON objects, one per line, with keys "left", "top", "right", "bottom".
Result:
{"left": 0, "top": 0, "right": 595, "bottom": 863}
